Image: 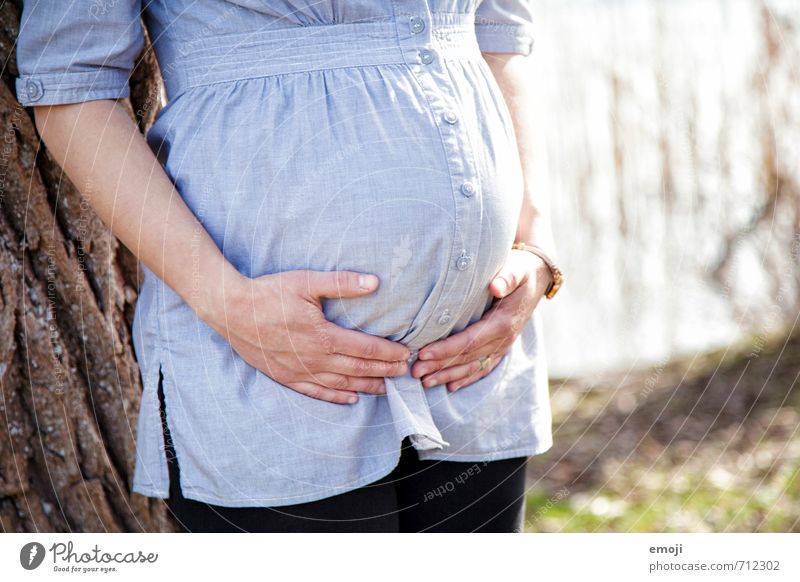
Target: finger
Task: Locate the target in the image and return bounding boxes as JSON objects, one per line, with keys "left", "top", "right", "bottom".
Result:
{"left": 303, "top": 270, "right": 381, "bottom": 299}
{"left": 416, "top": 315, "right": 497, "bottom": 362}
{"left": 420, "top": 359, "right": 483, "bottom": 389}
{"left": 489, "top": 250, "right": 544, "bottom": 299}
{"left": 412, "top": 337, "right": 506, "bottom": 377}
{"left": 323, "top": 324, "right": 411, "bottom": 362}
{"left": 447, "top": 350, "right": 504, "bottom": 392}
{"left": 308, "top": 373, "right": 386, "bottom": 395}
{"left": 285, "top": 381, "right": 360, "bottom": 405}
{"left": 489, "top": 249, "right": 538, "bottom": 299}
{"left": 322, "top": 353, "right": 409, "bottom": 378}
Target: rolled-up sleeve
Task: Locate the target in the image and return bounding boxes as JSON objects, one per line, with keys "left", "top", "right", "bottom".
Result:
{"left": 474, "top": 0, "right": 535, "bottom": 56}
{"left": 15, "top": 0, "right": 144, "bottom": 107}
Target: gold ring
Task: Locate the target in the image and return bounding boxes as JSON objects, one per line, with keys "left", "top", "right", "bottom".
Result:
{"left": 478, "top": 355, "right": 492, "bottom": 370}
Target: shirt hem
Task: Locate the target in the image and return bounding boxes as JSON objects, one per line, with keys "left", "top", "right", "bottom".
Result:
{"left": 416, "top": 437, "right": 553, "bottom": 463}
{"left": 131, "top": 483, "right": 169, "bottom": 499}
{"left": 130, "top": 439, "right": 553, "bottom": 504}
{"left": 144, "top": 451, "right": 405, "bottom": 509}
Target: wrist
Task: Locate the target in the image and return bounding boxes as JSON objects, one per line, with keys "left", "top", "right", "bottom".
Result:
{"left": 532, "top": 255, "right": 554, "bottom": 292}
{"left": 189, "top": 258, "right": 249, "bottom": 328}
{"left": 515, "top": 225, "right": 557, "bottom": 264}
{"left": 512, "top": 241, "right": 564, "bottom": 299}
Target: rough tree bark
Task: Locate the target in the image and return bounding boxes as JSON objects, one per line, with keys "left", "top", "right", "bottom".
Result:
{"left": 0, "top": 3, "right": 175, "bottom": 532}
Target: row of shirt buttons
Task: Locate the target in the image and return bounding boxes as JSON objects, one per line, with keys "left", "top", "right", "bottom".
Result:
{"left": 409, "top": 14, "right": 479, "bottom": 327}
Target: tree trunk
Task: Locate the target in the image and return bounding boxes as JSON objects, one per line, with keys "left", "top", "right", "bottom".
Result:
{"left": 0, "top": 3, "right": 175, "bottom": 532}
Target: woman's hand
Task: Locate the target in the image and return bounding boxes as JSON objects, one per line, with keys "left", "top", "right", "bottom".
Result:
{"left": 410, "top": 249, "right": 552, "bottom": 392}
{"left": 203, "top": 270, "right": 412, "bottom": 405}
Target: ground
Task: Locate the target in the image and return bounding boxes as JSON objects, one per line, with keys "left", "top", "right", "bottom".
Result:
{"left": 524, "top": 328, "right": 800, "bottom": 532}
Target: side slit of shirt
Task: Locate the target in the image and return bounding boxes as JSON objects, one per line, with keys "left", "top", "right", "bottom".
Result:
{"left": 157, "top": 365, "right": 182, "bottom": 500}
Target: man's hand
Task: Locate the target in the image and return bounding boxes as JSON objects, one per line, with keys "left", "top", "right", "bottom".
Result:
{"left": 411, "top": 249, "right": 552, "bottom": 392}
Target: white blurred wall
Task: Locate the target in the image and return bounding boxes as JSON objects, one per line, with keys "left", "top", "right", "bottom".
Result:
{"left": 528, "top": 0, "right": 800, "bottom": 377}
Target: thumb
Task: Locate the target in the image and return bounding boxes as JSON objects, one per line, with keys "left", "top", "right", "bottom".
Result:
{"left": 304, "top": 270, "right": 380, "bottom": 300}
{"left": 489, "top": 254, "right": 530, "bottom": 299}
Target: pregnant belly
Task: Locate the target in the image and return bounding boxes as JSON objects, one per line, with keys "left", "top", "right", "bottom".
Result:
{"left": 206, "top": 156, "right": 522, "bottom": 349}
{"left": 151, "top": 64, "right": 524, "bottom": 348}
{"left": 311, "top": 167, "right": 521, "bottom": 348}
{"left": 257, "top": 150, "right": 522, "bottom": 349}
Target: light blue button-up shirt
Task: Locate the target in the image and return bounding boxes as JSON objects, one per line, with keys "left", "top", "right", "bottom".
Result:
{"left": 15, "top": 0, "right": 552, "bottom": 507}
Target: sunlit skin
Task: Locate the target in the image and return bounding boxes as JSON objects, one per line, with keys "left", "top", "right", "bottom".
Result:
{"left": 412, "top": 52, "right": 556, "bottom": 392}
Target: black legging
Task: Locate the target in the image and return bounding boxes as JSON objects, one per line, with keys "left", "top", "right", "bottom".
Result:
{"left": 158, "top": 369, "right": 528, "bottom": 532}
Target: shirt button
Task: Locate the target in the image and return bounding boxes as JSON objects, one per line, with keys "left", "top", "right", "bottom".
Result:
{"left": 437, "top": 310, "right": 452, "bottom": 325}
{"left": 443, "top": 110, "right": 459, "bottom": 124}
{"left": 419, "top": 49, "right": 434, "bottom": 64}
{"left": 25, "top": 79, "right": 43, "bottom": 102}
{"left": 461, "top": 181, "right": 477, "bottom": 197}
{"left": 456, "top": 252, "right": 473, "bottom": 271}
{"left": 410, "top": 16, "right": 425, "bottom": 34}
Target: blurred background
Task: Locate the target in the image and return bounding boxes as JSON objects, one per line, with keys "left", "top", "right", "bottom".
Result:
{"left": 524, "top": 0, "right": 799, "bottom": 531}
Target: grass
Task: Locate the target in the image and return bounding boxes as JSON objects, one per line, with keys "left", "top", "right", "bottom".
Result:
{"left": 523, "top": 328, "right": 800, "bottom": 532}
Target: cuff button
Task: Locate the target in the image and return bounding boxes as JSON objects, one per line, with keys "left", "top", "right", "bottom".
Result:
{"left": 25, "top": 79, "right": 44, "bottom": 102}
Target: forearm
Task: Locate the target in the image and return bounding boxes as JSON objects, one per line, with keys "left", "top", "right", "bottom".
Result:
{"left": 482, "top": 53, "right": 556, "bottom": 258}
{"left": 33, "top": 99, "right": 243, "bottom": 324}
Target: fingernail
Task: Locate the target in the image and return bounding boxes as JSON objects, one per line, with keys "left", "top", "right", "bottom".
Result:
{"left": 378, "top": 382, "right": 387, "bottom": 394}
{"left": 347, "top": 395, "right": 358, "bottom": 404}
{"left": 358, "top": 274, "right": 378, "bottom": 291}
{"left": 418, "top": 351, "right": 433, "bottom": 360}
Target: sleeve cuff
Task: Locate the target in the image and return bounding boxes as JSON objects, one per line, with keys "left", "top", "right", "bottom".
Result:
{"left": 15, "top": 68, "right": 131, "bottom": 107}
{"left": 475, "top": 24, "right": 535, "bottom": 56}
